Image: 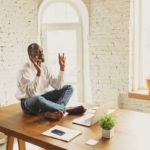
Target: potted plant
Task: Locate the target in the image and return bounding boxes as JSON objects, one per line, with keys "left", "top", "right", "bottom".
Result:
{"left": 99, "top": 114, "right": 117, "bottom": 138}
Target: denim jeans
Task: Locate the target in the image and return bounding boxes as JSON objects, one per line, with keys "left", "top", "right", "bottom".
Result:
{"left": 21, "top": 85, "right": 73, "bottom": 115}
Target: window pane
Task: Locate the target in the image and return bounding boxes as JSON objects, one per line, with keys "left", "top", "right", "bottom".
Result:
{"left": 42, "top": 2, "right": 79, "bottom": 23}
{"left": 141, "top": 0, "right": 150, "bottom": 88}
{"left": 46, "top": 30, "right": 78, "bottom": 101}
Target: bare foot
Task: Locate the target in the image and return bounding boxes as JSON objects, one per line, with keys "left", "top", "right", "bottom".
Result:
{"left": 66, "top": 105, "right": 86, "bottom": 115}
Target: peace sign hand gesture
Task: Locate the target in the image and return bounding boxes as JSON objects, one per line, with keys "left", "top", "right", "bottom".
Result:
{"left": 58, "top": 53, "right": 66, "bottom": 71}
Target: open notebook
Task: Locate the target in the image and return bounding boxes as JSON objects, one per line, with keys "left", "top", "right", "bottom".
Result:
{"left": 42, "top": 125, "right": 81, "bottom": 142}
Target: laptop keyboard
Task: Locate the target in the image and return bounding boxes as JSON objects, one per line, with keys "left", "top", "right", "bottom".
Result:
{"left": 82, "top": 117, "right": 91, "bottom": 124}
{"left": 72, "top": 113, "right": 94, "bottom": 126}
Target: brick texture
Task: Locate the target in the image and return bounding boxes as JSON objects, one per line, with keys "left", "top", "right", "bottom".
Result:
{"left": 0, "top": 0, "right": 41, "bottom": 105}
{"left": 88, "top": 0, "right": 130, "bottom": 108}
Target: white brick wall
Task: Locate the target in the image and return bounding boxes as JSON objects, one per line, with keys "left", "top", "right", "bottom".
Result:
{"left": 0, "top": 0, "right": 41, "bottom": 105}
{"left": 119, "top": 95, "right": 150, "bottom": 113}
{"left": 88, "top": 0, "right": 130, "bottom": 108}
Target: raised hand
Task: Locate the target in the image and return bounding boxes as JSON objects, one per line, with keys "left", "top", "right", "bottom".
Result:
{"left": 58, "top": 53, "right": 66, "bottom": 71}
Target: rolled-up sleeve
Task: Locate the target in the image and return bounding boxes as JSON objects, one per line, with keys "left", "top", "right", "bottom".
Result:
{"left": 46, "top": 67, "right": 64, "bottom": 90}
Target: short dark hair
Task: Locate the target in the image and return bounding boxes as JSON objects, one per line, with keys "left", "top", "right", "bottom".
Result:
{"left": 27, "top": 43, "right": 40, "bottom": 55}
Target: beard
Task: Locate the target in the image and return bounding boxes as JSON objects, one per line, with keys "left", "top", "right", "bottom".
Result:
{"left": 41, "top": 57, "right": 45, "bottom": 62}
{"left": 39, "top": 55, "right": 45, "bottom": 63}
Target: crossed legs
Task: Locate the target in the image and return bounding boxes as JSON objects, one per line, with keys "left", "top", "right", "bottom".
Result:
{"left": 21, "top": 85, "right": 73, "bottom": 115}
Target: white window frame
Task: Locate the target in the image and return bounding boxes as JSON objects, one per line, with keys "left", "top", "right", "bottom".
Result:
{"left": 130, "top": 0, "right": 142, "bottom": 91}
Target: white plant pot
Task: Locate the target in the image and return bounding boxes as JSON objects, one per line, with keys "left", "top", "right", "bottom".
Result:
{"left": 102, "top": 128, "right": 114, "bottom": 138}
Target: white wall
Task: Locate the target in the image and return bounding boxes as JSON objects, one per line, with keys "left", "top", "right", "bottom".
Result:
{"left": 88, "top": 0, "right": 130, "bottom": 108}
{"left": 0, "top": 0, "right": 42, "bottom": 105}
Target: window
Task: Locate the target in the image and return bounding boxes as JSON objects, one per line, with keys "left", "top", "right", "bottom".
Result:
{"left": 38, "top": 0, "right": 91, "bottom": 103}
{"left": 130, "top": 0, "right": 150, "bottom": 92}
{"left": 42, "top": 2, "right": 79, "bottom": 23}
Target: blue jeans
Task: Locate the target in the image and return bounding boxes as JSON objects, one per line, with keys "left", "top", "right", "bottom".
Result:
{"left": 21, "top": 85, "right": 73, "bottom": 115}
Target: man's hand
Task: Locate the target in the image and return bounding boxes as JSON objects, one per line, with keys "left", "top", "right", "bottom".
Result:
{"left": 58, "top": 53, "right": 66, "bottom": 71}
{"left": 31, "top": 57, "right": 42, "bottom": 76}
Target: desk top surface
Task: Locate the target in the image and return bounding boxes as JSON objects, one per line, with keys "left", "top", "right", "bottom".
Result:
{"left": 0, "top": 103, "right": 150, "bottom": 150}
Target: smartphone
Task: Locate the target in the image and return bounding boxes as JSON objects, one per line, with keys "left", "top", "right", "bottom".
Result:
{"left": 51, "top": 129, "right": 65, "bottom": 136}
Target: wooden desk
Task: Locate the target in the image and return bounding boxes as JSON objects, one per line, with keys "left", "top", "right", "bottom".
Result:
{"left": 0, "top": 104, "right": 150, "bottom": 150}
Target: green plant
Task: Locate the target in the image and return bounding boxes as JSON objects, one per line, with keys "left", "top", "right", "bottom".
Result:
{"left": 99, "top": 114, "right": 117, "bottom": 130}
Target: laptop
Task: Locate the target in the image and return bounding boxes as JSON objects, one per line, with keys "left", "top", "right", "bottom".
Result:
{"left": 72, "top": 107, "right": 103, "bottom": 127}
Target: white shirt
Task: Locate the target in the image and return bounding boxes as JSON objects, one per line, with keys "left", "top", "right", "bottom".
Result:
{"left": 16, "top": 62, "right": 64, "bottom": 100}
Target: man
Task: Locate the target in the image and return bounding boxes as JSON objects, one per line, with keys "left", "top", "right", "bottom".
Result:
{"left": 16, "top": 43, "right": 85, "bottom": 121}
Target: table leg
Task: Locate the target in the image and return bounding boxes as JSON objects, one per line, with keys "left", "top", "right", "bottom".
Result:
{"left": 17, "top": 139, "right": 26, "bottom": 150}
{"left": 6, "top": 136, "right": 14, "bottom": 150}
